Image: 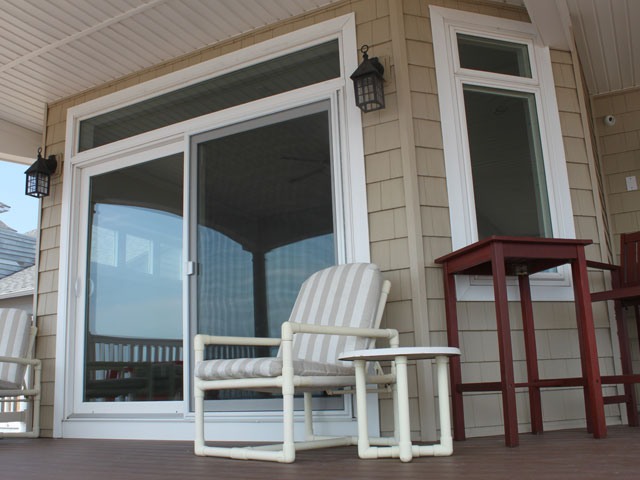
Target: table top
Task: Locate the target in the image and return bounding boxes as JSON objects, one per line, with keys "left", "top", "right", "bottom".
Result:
{"left": 339, "top": 346, "right": 461, "bottom": 362}
{"left": 434, "top": 236, "right": 593, "bottom": 276}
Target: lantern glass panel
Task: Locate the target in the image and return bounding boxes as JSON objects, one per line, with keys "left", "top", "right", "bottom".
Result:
{"left": 26, "top": 171, "right": 50, "bottom": 198}
{"left": 355, "top": 74, "right": 384, "bottom": 112}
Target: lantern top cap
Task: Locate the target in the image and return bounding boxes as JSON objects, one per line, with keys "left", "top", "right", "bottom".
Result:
{"left": 24, "top": 147, "right": 56, "bottom": 175}
{"left": 350, "top": 45, "right": 384, "bottom": 80}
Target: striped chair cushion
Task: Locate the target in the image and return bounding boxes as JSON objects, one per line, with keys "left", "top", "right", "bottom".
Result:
{"left": 287, "top": 263, "right": 382, "bottom": 370}
{"left": 0, "top": 308, "right": 31, "bottom": 390}
{"left": 196, "top": 357, "right": 280, "bottom": 380}
{"left": 195, "top": 357, "right": 356, "bottom": 380}
{"left": 196, "top": 263, "right": 382, "bottom": 380}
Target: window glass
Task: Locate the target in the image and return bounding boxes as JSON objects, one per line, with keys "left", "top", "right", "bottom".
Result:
{"left": 463, "top": 85, "right": 551, "bottom": 238}
{"left": 265, "top": 234, "right": 335, "bottom": 338}
{"left": 79, "top": 40, "right": 340, "bottom": 151}
{"left": 457, "top": 33, "right": 531, "bottom": 78}
{"left": 84, "top": 153, "right": 183, "bottom": 402}
{"left": 194, "top": 106, "right": 335, "bottom": 403}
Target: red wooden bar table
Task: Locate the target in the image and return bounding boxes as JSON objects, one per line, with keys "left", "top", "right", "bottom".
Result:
{"left": 435, "top": 236, "right": 607, "bottom": 447}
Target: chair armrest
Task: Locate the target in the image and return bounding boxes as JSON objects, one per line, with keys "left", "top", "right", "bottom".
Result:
{"left": 194, "top": 334, "right": 282, "bottom": 364}
{"left": 283, "top": 321, "right": 399, "bottom": 347}
{"left": 586, "top": 260, "right": 620, "bottom": 272}
{"left": 0, "top": 355, "right": 41, "bottom": 368}
{"left": 194, "top": 334, "right": 281, "bottom": 350}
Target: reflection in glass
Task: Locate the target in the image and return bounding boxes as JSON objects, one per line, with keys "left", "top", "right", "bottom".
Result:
{"left": 84, "top": 154, "right": 184, "bottom": 402}
{"left": 463, "top": 85, "right": 552, "bottom": 239}
{"left": 457, "top": 33, "right": 531, "bottom": 78}
{"left": 195, "top": 107, "right": 336, "bottom": 402}
{"left": 79, "top": 40, "right": 340, "bottom": 151}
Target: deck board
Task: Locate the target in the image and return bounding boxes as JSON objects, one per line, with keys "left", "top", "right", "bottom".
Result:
{"left": 1, "top": 426, "right": 640, "bottom": 479}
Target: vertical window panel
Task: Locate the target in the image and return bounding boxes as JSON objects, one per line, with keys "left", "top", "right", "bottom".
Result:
{"left": 193, "top": 105, "right": 336, "bottom": 405}
{"left": 463, "top": 85, "right": 552, "bottom": 238}
{"left": 84, "top": 154, "right": 184, "bottom": 402}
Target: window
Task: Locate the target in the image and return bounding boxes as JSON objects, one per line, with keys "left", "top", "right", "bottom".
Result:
{"left": 430, "top": 7, "right": 576, "bottom": 300}
{"left": 457, "top": 33, "right": 531, "bottom": 77}
{"left": 78, "top": 40, "right": 340, "bottom": 151}
{"left": 463, "top": 85, "right": 552, "bottom": 239}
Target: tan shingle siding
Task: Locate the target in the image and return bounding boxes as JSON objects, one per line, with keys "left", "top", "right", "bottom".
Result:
{"left": 593, "top": 87, "right": 640, "bottom": 241}
{"left": 36, "top": 0, "right": 622, "bottom": 441}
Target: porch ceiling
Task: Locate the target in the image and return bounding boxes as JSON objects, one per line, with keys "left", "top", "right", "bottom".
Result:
{"left": 524, "top": 0, "right": 640, "bottom": 97}
{"left": 1, "top": 0, "right": 639, "bottom": 139}
{"left": 0, "top": 0, "right": 342, "bottom": 134}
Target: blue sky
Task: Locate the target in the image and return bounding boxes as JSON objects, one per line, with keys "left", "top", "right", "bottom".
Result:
{"left": 0, "top": 160, "right": 39, "bottom": 233}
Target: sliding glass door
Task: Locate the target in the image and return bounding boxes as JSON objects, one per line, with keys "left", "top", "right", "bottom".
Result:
{"left": 77, "top": 101, "right": 340, "bottom": 411}
{"left": 191, "top": 102, "right": 338, "bottom": 407}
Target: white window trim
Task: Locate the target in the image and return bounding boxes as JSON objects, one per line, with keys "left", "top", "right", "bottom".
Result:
{"left": 430, "top": 6, "right": 576, "bottom": 301}
{"left": 54, "top": 13, "right": 377, "bottom": 439}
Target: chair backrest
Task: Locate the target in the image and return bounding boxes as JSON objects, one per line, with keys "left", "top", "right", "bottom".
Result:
{"left": 0, "top": 308, "right": 31, "bottom": 389}
{"left": 285, "top": 263, "right": 385, "bottom": 368}
{"left": 620, "top": 231, "right": 640, "bottom": 288}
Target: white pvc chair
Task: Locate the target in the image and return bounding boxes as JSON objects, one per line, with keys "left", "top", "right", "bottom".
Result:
{"left": 0, "top": 308, "right": 41, "bottom": 438}
{"left": 194, "top": 263, "right": 399, "bottom": 463}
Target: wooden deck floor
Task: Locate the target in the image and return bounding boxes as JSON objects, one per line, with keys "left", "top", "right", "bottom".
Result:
{"left": 2, "top": 426, "right": 640, "bottom": 479}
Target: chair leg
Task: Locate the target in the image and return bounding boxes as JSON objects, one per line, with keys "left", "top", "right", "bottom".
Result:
{"left": 31, "top": 362, "right": 41, "bottom": 438}
{"left": 303, "top": 392, "right": 314, "bottom": 440}
{"left": 615, "top": 301, "right": 639, "bottom": 426}
{"left": 194, "top": 385, "right": 206, "bottom": 455}
{"left": 31, "top": 394, "right": 41, "bottom": 438}
{"left": 281, "top": 389, "right": 296, "bottom": 463}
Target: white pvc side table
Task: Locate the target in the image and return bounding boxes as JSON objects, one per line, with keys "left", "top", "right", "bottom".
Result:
{"left": 339, "top": 346, "right": 461, "bottom": 462}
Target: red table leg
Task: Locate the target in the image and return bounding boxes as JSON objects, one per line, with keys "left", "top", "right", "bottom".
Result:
{"left": 518, "top": 275, "right": 543, "bottom": 434}
{"left": 571, "top": 250, "right": 607, "bottom": 439}
{"left": 491, "top": 243, "right": 519, "bottom": 447}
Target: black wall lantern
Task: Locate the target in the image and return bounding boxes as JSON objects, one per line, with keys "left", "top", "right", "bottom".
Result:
{"left": 25, "top": 148, "right": 57, "bottom": 198}
{"left": 350, "top": 45, "right": 385, "bottom": 112}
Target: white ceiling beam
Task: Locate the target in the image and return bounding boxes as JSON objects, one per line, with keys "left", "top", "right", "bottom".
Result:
{"left": 523, "top": 0, "right": 572, "bottom": 50}
{"left": 0, "top": 118, "right": 41, "bottom": 163}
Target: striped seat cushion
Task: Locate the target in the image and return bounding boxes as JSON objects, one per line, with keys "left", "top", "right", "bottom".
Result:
{"left": 196, "top": 263, "right": 381, "bottom": 380}
{"left": 195, "top": 357, "right": 355, "bottom": 380}
{"left": 0, "top": 308, "right": 31, "bottom": 390}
